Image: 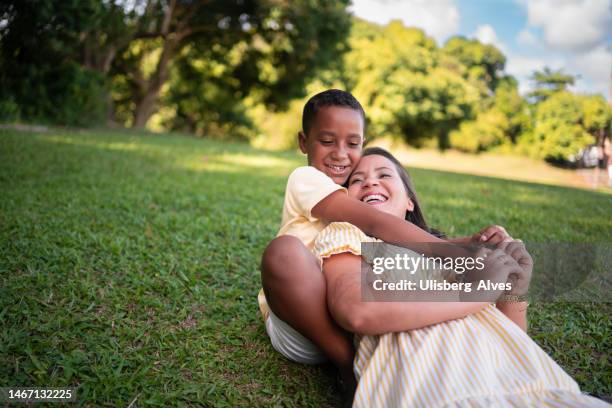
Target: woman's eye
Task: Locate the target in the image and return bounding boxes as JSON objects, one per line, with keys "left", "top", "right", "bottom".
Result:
{"left": 380, "top": 173, "right": 391, "bottom": 178}
{"left": 350, "top": 178, "right": 362, "bottom": 185}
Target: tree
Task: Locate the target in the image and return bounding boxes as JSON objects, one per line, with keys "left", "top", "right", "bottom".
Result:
{"left": 528, "top": 67, "right": 576, "bottom": 103}
{"left": 1, "top": 0, "right": 351, "bottom": 129}
{"left": 344, "top": 20, "right": 479, "bottom": 148}
{"left": 522, "top": 92, "right": 593, "bottom": 161}
{"left": 441, "top": 36, "right": 506, "bottom": 93}
{"left": 106, "top": 0, "right": 351, "bottom": 128}
{"left": 581, "top": 94, "right": 612, "bottom": 145}
{"left": 0, "top": 0, "right": 107, "bottom": 125}
{"left": 449, "top": 108, "right": 509, "bottom": 153}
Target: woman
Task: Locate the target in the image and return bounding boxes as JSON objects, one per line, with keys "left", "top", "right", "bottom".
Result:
{"left": 313, "top": 147, "right": 608, "bottom": 407}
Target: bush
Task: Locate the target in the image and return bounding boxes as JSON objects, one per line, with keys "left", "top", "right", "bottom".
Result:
{"left": 5, "top": 63, "right": 107, "bottom": 126}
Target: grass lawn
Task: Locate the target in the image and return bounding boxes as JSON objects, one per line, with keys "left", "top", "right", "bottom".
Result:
{"left": 1, "top": 128, "right": 610, "bottom": 406}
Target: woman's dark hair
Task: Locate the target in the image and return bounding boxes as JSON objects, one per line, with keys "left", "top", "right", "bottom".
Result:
{"left": 358, "top": 147, "right": 446, "bottom": 239}
{"left": 302, "top": 89, "right": 366, "bottom": 135}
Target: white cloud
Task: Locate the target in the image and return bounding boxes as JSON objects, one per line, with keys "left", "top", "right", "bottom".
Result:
{"left": 349, "top": 0, "right": 460, "bottom": 43}
{"left": 568, "top": 44, "right": 612, "bottom": 95}
{"left": 521, "top": 0, "right": 612, "bottom": 51}
{"left": 516, "top": 28, "right": 539, "bottom": 46}
{"left": 472, "top": 24, "right": 506, "bottom": 52}
{"left": 505, "top": 54, "right": 567, "bottom": 94}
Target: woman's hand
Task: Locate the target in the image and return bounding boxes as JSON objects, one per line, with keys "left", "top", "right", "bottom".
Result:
{"left": 498, "top": 240, "right": 533, "bottom": 296}
{"left": 462, "top": 247, "right": 522, "bottom": 302}
{"left": 471, "top": 225, "right": 512, "bottom": 245}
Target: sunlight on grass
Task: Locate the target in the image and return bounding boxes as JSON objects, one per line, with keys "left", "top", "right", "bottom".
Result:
{"left": 180, "top": 153, "right": 299, "bottom": 174}
{"left": 43, "top": 134, "right": 142, "bottom": 152}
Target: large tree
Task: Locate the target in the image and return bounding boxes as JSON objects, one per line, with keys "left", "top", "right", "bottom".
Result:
{"left": 1, "top": 0, "right": 351, "bottom": 128}
{"left": 91, "top": 0, "right": 351, "bottom": 127}
{"left": 345, "top": 20, "right": 479, "bottom": 148}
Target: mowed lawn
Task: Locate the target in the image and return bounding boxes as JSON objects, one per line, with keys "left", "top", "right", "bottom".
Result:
{"left": 1, "top": 129, "right": 610, "bottom": 406}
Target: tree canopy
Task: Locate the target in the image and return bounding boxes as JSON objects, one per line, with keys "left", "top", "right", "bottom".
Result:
{"left": 1, "top": 0, "right": 350, "bottom": 128}
{"left": 1, "top": 4, "right": 610, "bottom": 163}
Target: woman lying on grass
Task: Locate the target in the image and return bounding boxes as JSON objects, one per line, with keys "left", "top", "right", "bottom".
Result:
{"left": 311, "top": 147, "right": 608, "bottom": 407}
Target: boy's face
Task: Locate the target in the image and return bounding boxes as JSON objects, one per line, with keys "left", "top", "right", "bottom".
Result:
{"left": 298, "top": 106, "right": 364, "bottom": 185}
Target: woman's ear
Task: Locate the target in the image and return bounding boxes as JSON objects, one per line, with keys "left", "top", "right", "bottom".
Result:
{"left": 406, "top": 199, "right": 415, "bottom": 213}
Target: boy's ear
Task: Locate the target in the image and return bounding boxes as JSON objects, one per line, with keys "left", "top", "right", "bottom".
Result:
{"left": 298, "top": 131, "right": 308, "bottom": 154}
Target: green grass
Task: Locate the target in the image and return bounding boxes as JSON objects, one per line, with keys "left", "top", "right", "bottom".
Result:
{"left": 1, "top": 128, "right": 610, "bottom": 406}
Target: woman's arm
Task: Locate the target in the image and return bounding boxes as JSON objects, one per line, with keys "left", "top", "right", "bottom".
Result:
{"left": 322, "top": 252, "right": 491, "bottom": 335}
{"left": 496, "top": 302, "right": 528, "bottom": 332}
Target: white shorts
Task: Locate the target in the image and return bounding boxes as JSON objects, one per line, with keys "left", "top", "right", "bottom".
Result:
{"left": 265, "top": 309, "right": 327, "bottom": 364}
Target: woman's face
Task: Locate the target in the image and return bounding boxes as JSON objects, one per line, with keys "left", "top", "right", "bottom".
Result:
{"left": 348, "top": 154, "right": 414, "bottom": 218}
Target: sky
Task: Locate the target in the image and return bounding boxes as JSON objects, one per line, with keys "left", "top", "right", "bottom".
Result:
{"left": 349, "top": 0, "right": 612, "bottom": 99}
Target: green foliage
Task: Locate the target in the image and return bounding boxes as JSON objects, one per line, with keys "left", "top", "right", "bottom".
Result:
{"left": 449, "top": 108, "right": 509, "bottom": 152}
{"left": 441, "top": 36, "right": 506, "bottom": 92}
{"left": 345, "top": 20, "right": 479, "bottom": 148}
{"left": 0, "top": 0, "right": 107, "bottom": 125}
{"left": 1, "top": 129, "right": 610, "bottom": 405}
{"left": 523, "top": 92, "right": 595, "bottom": 161}
{"left": 493, "top": 78, "right": 531, "bottom": 142}
{"left": 1, "top": 0, "right": 351, "bottom": 129}
{"left": 528, "top": 68, "right": 576, "bottom": 103}
{"left": 449, "top": 78, "right": 531, "bottom": 152}
{"left": 581, "top": 94, "right": 612, "bottom": 137}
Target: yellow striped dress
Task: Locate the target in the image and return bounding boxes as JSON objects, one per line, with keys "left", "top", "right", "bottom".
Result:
{"left": 313, "top": 222, "right": 609, "bottom": 408}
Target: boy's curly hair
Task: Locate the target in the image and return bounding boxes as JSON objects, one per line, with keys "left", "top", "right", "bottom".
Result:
{"left": 302, "top": 89, "right": 366, "bottom": 135}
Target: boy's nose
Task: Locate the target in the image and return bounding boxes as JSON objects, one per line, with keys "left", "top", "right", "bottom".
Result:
{"left": 332, "top": 146, "right": 348, "bottom": 160}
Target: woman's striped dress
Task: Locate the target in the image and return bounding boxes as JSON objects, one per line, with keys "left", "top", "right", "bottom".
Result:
{"left": 313, "top": 222, "right": 608, "bottom": 408}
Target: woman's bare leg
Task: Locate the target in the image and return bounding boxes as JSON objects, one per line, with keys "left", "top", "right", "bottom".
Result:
{"left": 261, "top": 235, "right": 355, "bottom": 386}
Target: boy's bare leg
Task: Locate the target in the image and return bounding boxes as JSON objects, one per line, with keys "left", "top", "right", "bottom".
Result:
{"left": 261, "top": 235, "right": 356, "bottom": 388}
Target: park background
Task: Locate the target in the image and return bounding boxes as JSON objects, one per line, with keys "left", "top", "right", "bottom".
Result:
{"left": 1, "top": 0, "right": 611, "bottom": 406}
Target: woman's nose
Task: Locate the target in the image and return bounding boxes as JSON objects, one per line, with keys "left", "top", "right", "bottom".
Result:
{"left": 363, "top": 176, "right": 379, "bottom": 187}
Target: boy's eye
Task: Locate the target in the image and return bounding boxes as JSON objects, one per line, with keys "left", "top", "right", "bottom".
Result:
{"left": 320, "top": 140, "right": 333, "bottom": 145}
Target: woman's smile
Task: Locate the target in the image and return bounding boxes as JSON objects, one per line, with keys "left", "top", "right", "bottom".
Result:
{"left": 360, "top": 193, "right": 388, "bottom": 205}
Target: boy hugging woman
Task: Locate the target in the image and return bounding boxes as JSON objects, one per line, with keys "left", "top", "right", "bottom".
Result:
{"left": 258, "top": 89, "right": 608, "bottom": 407}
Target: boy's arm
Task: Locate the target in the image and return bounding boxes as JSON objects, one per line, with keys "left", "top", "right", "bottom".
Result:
{"left": 448, "top": 225, "right": 513, "bottom": 245}
{"left": 323, "top": 253, "right": 490, "bottom": 335}
{"left": 312, "top": 190, "right": 458, "bottom": 256}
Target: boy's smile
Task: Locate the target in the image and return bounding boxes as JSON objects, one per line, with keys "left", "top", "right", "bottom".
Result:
{"left": 298, "top": 106, "right": 364, "bottom": 185}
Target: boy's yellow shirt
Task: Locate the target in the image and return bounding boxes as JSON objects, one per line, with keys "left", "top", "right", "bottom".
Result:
{"left": 258, "top": 166, "right": 347, "bottom": 319}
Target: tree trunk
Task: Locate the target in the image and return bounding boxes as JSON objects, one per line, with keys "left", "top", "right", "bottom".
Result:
{"left": 133, "top": 90, "right": 160, "bottom": 128}
{"left": 131, "top": 36, "right": 179, "bottom": 128}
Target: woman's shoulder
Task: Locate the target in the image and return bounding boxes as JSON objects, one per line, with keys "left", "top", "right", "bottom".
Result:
{"left": 313, "top": 222, "right": 379, "bottom": 259}
{"left": 323, "top": 222, "right": 374, "bottom": 240}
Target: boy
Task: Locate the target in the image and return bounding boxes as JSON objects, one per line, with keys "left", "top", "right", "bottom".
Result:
{"left": 259, "top": 89, "right": 510, "bottom": 391}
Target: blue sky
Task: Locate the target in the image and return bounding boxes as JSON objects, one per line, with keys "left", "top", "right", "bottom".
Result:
{"left": 350, "top": 0, "right": 611, "bottom": 98}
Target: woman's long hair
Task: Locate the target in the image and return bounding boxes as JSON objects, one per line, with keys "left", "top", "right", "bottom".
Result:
{"left": 360, "top": 147, "right": 446, "bottom": 239}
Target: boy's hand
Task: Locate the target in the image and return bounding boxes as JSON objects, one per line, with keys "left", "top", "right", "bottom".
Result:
{"left": 498, "top": 240, "right": 533, "bottom": 296}
{"left": 471, "top": 225, "right": 512, "bottom": 245}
